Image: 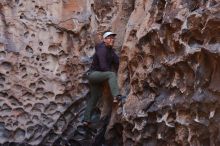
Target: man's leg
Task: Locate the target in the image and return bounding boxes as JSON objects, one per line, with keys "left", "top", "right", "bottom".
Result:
{"left": 84, "top": 82, "right": 102, "bottom": 122}
{"left": 100, "top": 81, "right": 113, "bottom": 120}
{"left": 88, "top": 71, "right": 120, "bottom": 97}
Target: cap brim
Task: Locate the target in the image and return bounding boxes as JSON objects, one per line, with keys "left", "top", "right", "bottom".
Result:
{"left": 103, "top": 32, "right": 117, "bottom": 38}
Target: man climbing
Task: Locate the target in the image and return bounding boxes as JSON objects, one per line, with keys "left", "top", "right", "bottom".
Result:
{"left": 83, "top": 31, "right": 125, "bottom": 126}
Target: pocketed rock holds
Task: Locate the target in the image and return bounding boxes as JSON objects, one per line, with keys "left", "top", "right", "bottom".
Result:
{"left": 118, "top": 0, "right": 220, "bottom": 145}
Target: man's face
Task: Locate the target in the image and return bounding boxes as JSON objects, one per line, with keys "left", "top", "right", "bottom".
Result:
{"left": 103, "top": 35, "right": 115, "bottom": 47}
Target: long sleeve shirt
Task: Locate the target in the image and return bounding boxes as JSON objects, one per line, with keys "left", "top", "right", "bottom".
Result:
{"left": 90, "top": 42, "right": 119, "bottom": 72}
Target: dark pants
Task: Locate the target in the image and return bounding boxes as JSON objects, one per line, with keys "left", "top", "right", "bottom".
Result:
{"left": 84, "top": 71, "right": 119, "bottom": 122}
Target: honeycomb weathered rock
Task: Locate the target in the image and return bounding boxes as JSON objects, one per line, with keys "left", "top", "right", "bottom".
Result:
{"left": 118, "top": 0, "right": 220, "bottom": 145}
{"left": 0, "top": 0, "right": 94, "bottom": 145}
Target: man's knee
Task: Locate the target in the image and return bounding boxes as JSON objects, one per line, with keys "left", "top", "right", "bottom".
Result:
{"left": 106, "top": 72, "right": 116, "bottom": 78}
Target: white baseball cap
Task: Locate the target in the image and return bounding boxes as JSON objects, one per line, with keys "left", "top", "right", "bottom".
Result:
{"left": 103, "top": 31, "right": 116, "bottom": 39}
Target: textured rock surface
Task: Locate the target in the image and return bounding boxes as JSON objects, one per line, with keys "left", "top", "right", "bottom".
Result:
{"left": 0, "top": 0, "right": 219, "bottom": 145}
{"left": 119, "top": 0, "right": 220, "bottom": 145}
{"left": 0, "top": 0, "right": 94, "bottom": 145}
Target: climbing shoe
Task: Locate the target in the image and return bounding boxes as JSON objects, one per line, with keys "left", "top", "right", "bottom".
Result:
{"left": 82, "top": 120, "right": 92, "bottom": 127}
{"left": 113, "top": 95, "right": 126, "bottom": 103}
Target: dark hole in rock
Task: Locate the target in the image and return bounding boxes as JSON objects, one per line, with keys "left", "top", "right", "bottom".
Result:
{"left": 55, "top": 94, "right": 72, "bottom": 103}
{"left": 32, "top": 115, "right": 39, "bottom": 122}
{"left": 9, "top": 96, "right": 22, "bottom": 106}
{"left": 0, "top": 84, "right": 3, "bottom": 89}
{"left": 13, "top": 108, "right": 24, "bottom": 115}
{"left": 59, "top": 50, "right": 69, "bottom": 56}
{"left": 23, "top": 92, "right": 34, "bottom": 99}
{"left": 0, "top": 91, "right": 8, "bottom": 98}
{"left": 33, "top": 103, "right": 45, "bottom": 111}
{"left": 2, "top": 103, "right": 12, "bottom": 112}
{"left": 34, "top": 72, "right": 39, "bottom": 77}
{"left": 38, "top": 80, "right": 45, "bottom": 86}
{"left": 188, "top": 37, "right": 203, "bottom": 46}
{"left": 41, "top": 114, "right": 54, "bottom": 126}
{"left": 44, "top": 92, "right": 54, "bottom": 98}
{"left": 13, "top": 121, "right": 19, "bottom": 127}
{"left": 167, "top": 112, "right": 176, "bottom": 124}
{"left": 38, "top": 7, "right": 47, "bottom": 16}
{"left": 22, "top": 74, "right": 28, "bottom": 79}
{"left": 20, "top": 13, "right": 25, "bottom": 19}
{"left": 19, "top": 3, "right": 23, "bottom": 7}
{"left": 56, "top": 73, "right": 60, "bottom": 76}
{"left": 41, "top": 53, "right": 47, "bottom": 61}
{"left": 17, "top": 112, "right": 30, "bottom": 123}
{"left": 36, "top": 87, "right": 44, "bottom": 93}
{"left": 6, "top": 82, "right": 11, "bottom": 85}
{"left": 35, "top": 55, "right": 40, "bottom": 61}
{"left": 25, "top": 45, "right": 33, "bottom": 54}
{"left": 209, "top": 37, "right": 219, "bottom": 44}
{"left": 26, "top": 121, "right": 34, "bottom": 126}
{"left": 31, "top": 33, "right": 35, "bottom": 37}
{"left": 45, "top": 102, "right": 57, "bottom": 114}
{"left": 1, "top": 61, "right": 12, "bottom": 71}
{"left": 139, "top": 31, "right": 155, "bottom": 46}
{"left": 29, "top": 82, "right": 36, "bottom": 89}
{"left": 0, "top": 51, "right": 6, "bottom": 59}
{"left": 24, "top": 103, "right": 32, "bottom": 110}
{"left": 31, "top": 106, "right": 42, "bottom": 115}
{"left": 0, "top": 74, "right": 5, "bottom": 82}
{"left": 48, "top": 45, "right": 60, "bottom": 53}
{"left": 24, "top": 31, "right": 29, "bottom": 38}
{"left": 21, "top": 66, "right": 26, "bottom": 72}
{"left": 39, "top": 41, "right": 43, "bottom": 46}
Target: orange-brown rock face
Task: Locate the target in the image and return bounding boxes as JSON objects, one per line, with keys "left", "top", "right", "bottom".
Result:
{"left": 0, "top": 0, "right": 220, "bottom": 145}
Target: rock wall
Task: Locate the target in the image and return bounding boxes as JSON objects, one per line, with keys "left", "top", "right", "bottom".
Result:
{"left": 0, "top": 0, "right": 94, "bottom": 145}
{"left": 0, "top": 0, "right": 219, "bottom": 145}
{"left": 119, "top": 0, "right": 220, "bottom": 145}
